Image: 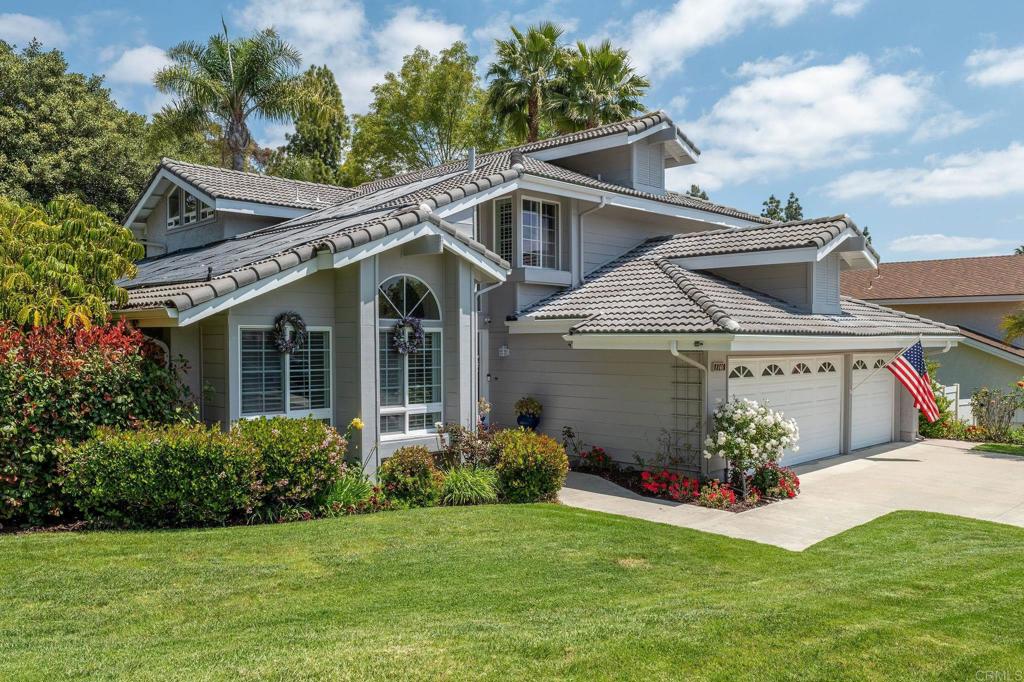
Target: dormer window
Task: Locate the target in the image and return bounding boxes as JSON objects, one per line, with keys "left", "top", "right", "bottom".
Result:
{"left": 521, "top": 198, "right": 558, "bottom": 269}
{"left": 167, "top": 186, "right": 214, "bottom": 230}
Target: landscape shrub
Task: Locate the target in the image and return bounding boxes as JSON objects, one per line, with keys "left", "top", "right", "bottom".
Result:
{"left": 0, "top": 321, "right": 192, "bottom": 528}
{"left": 640, "top": 470, "right": 699, "bottom": 501}
{"left": 441, "top": 466, "right": 499, "bottom": 506}
{"left": 696, "top": 480, "right": 737, "bottom": 509}
{"left": 378, "top": 445, "right": 443, "bottom": 507}
{"left": 492, "top": 428, "right": 568, "bottom": 503}
{"left": 233, "top": 416, "right": 348, "bottom": 516}
{"left": 752, "top": 462, "right": 801, "bottom": 499}
{"left": 970, "top": 385, "right": 1024, "bottom": 442}
{"left": 436, "top": 422, "right": 496, "bottom": 467}
{"left": 59, "top": 423, "right": 261, "bottom": 528}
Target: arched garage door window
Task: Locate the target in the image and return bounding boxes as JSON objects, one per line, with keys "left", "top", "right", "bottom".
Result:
{"left": 377, "top": 275, "right": 442, "bottom": 437}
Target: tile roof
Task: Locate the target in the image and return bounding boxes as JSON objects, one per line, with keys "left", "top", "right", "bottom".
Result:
{"left": 842, "top": 254, "right": 1024, "bottom": 300}
{"left": 519, "top": 226, "right": 957, "bottom": 337}
{"left": 957, "top": 327, "right": 1024, "bottom": 360}
{"left": 161, "top": 158, "right": 356, "bottom": 210}
{"left": 512, "top": 110, "right": 701, "bottom": 155}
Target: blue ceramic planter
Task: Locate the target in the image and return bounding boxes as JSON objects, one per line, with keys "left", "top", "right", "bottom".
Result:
{"left": 516, "top": 414, "right": 540, "bottom": 430}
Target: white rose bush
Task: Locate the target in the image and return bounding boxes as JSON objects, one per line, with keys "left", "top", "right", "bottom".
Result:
{"left": 703, "top": 398, "right": 800, "bottom": 501}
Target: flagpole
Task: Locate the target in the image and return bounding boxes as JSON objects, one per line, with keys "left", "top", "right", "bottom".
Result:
{"left": 849, "top": 334, "right": 922, "bottom": 393}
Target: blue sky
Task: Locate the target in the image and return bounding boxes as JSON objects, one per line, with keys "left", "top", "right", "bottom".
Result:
{"left": 2, "top": 0, "right": 1022, "bottom": 261}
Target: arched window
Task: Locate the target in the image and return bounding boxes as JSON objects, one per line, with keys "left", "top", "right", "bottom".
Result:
{"left": 762, "top": 364, "right": 785, "bottom": 376}
{"left": 377, "top": 275, "right": 443, "bottom": 437}
{"left": 729, "top": 365, "right": 754, "bottom": 378}
{"left": 818, "top": 361, "right": 837, "bottom": 373}
{"left": 792, "top": 363, "right": 811, "bottom": 375}
{"left": 874, "top": 358, "right": 886, "bottom": 369}
{"left": 853, "top": 359, "right": 868, "bottom": 370}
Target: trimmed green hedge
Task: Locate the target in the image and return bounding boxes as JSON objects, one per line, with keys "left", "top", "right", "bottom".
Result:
{"left": 492, "top": 428, "right": 568, "bottom": 503}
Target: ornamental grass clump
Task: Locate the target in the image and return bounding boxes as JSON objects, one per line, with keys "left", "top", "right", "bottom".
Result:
{"left": 704, "top": 398, "right": 799, "bottom": 501}
{"left": 440, "top": 466, "right": 499, "bottom": 506}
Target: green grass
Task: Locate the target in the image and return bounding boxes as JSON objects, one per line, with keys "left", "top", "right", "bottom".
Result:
{"left": 2, "top": 507, "right": 1024, "bottom": 681}
{"left": 974, "top": 443, "right": 1024, "bottom": 456}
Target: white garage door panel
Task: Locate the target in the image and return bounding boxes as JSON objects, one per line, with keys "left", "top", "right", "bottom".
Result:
{"left": 851, "top": 355, "right": 895, "bottom": 450}
{"left": 727, "top": 356, "right": 842, "bottom": 466}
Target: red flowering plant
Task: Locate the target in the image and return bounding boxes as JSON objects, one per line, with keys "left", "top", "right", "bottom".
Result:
{"left": 752, "top": 462, "right": 800, "bottom": 499}
{"left": 640, "top": 470, "right": 700, "bottom": 501}
{"left": 578, "top": 446, "right": 616, "bottom": 472}
{"left": 696, "top": 479, "right": 738, "bottom": 509}
{"left": 0, "top": 321, "right": 193, "bottom": 528}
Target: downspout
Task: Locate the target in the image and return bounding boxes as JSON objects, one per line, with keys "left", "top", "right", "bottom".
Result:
{"left": 670, "top": 340, "right": 709, "bottom": 476}
{"left": 577, "top": 197, "right": 607, "bottom": 284}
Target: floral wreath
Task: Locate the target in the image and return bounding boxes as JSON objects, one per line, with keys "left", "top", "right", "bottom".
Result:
{"left": 272, "top": 311, "right": 307, "bottom": 354}
{"left": 391, "top": 315, "right": 425, "bottom": 355}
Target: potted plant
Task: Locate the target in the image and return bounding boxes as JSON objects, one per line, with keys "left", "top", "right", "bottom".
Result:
{"left": 515, "top": 396, "right": 543, "bottom": 430}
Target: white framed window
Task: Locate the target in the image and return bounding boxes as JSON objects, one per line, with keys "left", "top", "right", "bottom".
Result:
{"left": 521, "top": 197, "right": 558, "bottom": 268}
{"left": 239, "top": 326, "right": 332, "bottom": 421}
{"left": 166, "top": 186, "right": 215, "bottom": 230}
{"left": 377, "top": 275, "right": 443, "bottom": 438}
{"left": 494, "top": 197, "right": 513, "bottom": 264}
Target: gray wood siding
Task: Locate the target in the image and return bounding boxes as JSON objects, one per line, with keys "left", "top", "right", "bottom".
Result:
{"left": 812, "top": 253, "right": 841, "bottom": 314}
{"left": 710, "top": 263, "right": 810, "bottom": 308}
{"left": 582, "top": 208, "right": 702, "bottom": 274}
{"left": 488, "top": 333, "right": 702, "bottom": 469}
{"left": 199, "top": 314, "right": 228, "bottom": 427}
{"left": 334, "top": 264, "right": 361, "bottom": 434}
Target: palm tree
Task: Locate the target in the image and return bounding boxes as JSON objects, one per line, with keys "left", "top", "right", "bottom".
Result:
{"left": 155, "top": 28, "right": 325, "bottom": 171}
{"left": 486, "top": 23, "right": 569, "bottom": 143}
{"left": 1003, "top": 309, "right": 1024, "bottom": 345}
{"left": 552, "top": 40, "right": 650, "bottom": 132}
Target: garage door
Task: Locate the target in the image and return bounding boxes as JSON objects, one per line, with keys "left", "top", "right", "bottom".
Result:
{"left": 851, "top": 355, "right": 895, "bottom": 450}
{"left": 727, "top": 356, "right": 842, "bottom": 466}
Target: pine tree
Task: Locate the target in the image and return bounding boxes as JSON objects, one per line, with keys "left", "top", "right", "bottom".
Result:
{"left": 784, "top": 192, "right": 803, "bottom": 221}
{"left": 686, "top": 184, "right": 709, "bottom": 200}
{"left": 761, "top": 194, "right": 783, "bottom": 221}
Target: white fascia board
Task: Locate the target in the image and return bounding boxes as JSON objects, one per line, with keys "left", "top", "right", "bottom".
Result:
{"left": 517, "top": 176, "right": 760, "bottom": 229}
{"left": 507, "top": 319, "right": 577, "bottom": 334}
{"left": 671, "top": 247, "right": 818, "bottom": 270}
{"left": 433, "top": 179, "right": 520, "bottom": 219}
{"left": 960, "top": 337, "right": 1024, "bottom": 366}
{"left": 117, "top": 307, "right": 179, "bottom": 328}
{"left": 215, "top": 199, "right": 310, "bottom": 219}
{"left": 527, "top": 134, "right": 628, "bottom": 161}
{"left": 439, "top": 234, "right": 509, "bottom": 283}
{"left": 625, "top": 121, "right": 671, "bottom": 144}
{"left": 866, "top": 295, "right": 1024, "bottom": 305}
{"left": 558, "top": 332, "right": 960, "bottom": 352}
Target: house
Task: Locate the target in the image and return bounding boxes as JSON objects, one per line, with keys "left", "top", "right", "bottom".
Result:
{"left": 117, "top": 112, "right": 959, "bottom": 477}
{"left": 843, "top": 255, "right": 1024, "bottom": 418}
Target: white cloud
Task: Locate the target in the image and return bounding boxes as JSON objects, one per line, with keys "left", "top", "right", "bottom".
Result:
{"left": 236, "top": 0, "right": 465, "bottom": 112}
{"left": 966, "top": 45, "right": 1024, "bottom": 86}
{"left": 619, "top": 0, "right": 857, "bottom": 76}
{"left": 0, "top": 13, "right": 67, "bottom": 47}
{"left": 888, "top": 234, "right": 1018, "bottom": 256}
{"left": 668, "top": 95, "right": 688, "bottom": 115}
{"left": 673, "top": 55, "right": 929, "bottom": 190}
{"left": 732, "top": 52, "right": 816, "bottom": 78}
{"left": 106, "top": 45, "right": 172, "bottom": 85}
{"left": 910, "top": 109, "right": 987, "bottom": 143}
{"left": 826, "top": 142, "right": 1024, "bottom": 205}
{"left": 831, "top": 0, "right": 868, "bottom": 17}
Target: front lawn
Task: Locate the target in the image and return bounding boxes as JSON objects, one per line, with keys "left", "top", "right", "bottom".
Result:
{"left": 974, "top": 443, "right": 1024, "bottom": 456}
{"left": 2, "top": 507, "right": 1023, "bottom": 680}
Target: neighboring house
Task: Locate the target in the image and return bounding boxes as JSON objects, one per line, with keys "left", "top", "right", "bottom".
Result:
{"left": 117, "top": 112, "right": 958, "bottom": 477}
{"left": 842, "top": 255, "right": 1024, "bottom": 404}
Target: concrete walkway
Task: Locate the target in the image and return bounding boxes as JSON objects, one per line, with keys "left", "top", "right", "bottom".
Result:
{"left": 558, "top": 440, "right": 1024, "bottom": 551}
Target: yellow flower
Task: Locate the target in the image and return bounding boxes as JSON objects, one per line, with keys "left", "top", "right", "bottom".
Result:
{"left": 350, "top": 417, "right": 364, "bottom": 431}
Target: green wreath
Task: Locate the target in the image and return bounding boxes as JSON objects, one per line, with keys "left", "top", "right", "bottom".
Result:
{"left": 272, "top": 311, "right": 307, "bottom": 354}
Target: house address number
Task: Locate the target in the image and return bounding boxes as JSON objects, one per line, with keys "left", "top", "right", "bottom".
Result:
{"left": 711, "top": 361, "right": 727, "bottom": 372}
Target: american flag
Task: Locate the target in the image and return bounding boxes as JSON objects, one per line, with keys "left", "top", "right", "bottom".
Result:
{"left": 885, "top": 341, "right": 940, "bottom": 422}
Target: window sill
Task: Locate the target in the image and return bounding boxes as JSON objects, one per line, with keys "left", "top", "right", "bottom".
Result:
{"left": 509, "top": 267, "right": 572, "bottom": 286}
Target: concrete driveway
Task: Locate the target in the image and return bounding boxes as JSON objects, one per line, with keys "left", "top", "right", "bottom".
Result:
{"left": 558, "top": 439, "right": 1024, "bottom": 551}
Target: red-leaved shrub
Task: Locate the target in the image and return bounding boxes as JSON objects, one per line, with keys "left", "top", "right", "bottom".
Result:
{"left": 0, "top": 321, "right": 192, "bottom": 528}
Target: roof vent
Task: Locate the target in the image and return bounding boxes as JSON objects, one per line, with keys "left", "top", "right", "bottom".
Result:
{"left": 468, "top": 147, "right": 476, "bottom": 173}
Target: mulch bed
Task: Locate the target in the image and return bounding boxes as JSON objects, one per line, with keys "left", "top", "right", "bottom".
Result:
{"left": 571, "top": 466, "right": 782, "bottom": 513}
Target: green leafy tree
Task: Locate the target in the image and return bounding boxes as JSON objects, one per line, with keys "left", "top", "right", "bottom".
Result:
{"left": 551, "top": 39, "right": 649, "bottom": 132}
{"left": 346, "top": 43, "right": 506, "bottom": 183}
{"left": 863, "top": 225, "right": 873, "bottom": 245}
{"left": 0, "top": 196, "right": 143, "bottom": 327}
{"left": 761, "top": 192, "right": 803, "bottom": 221}
{"left": 784, "top": 192, "right": 803, "bottom": 221}
{"left": 1003, "top": 309, "right": 1024, "bottom": 345}
{"left": 0, "top": 40, "right": 153, "bottom": 219}
{"left": 486, "top": 22, "right": 570, "bottom": 143}
{"left": 1015, "top": 245, "right": 1024, "bottom": 255}
{"left": 686, "top": 184, "right": 709, "bottom": 200}
{"left": 266, "top": 64, "right": 351, "bottom": 183}
{"left": 146, "top": 114, "right": 226, "bottom": 167}
{"left": 155, "top": 27, "right": 337, "bottom": 171}
{"left": 761, "top": 194, "right": 783, "bottom": 220}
